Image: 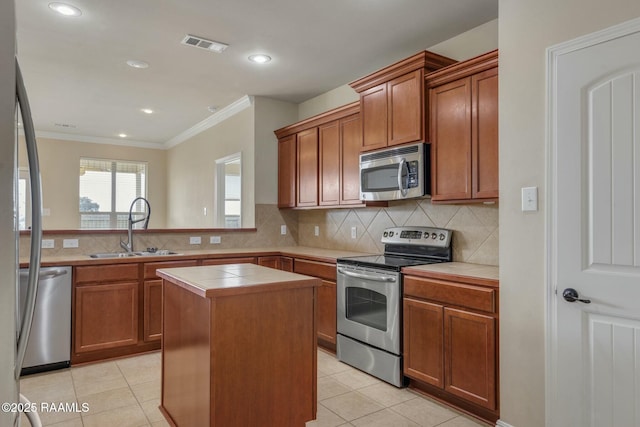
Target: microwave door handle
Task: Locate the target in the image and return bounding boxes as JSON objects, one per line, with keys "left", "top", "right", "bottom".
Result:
{"left": 397, "top": 158, "right": 408, "bottom": 196}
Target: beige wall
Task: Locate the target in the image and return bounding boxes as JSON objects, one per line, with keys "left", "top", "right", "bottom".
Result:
{"left": 254, "top": 97, "right": 298, "bottom": 204}
{"left": 19, "top": 136, "right": 167, "bottom": 229}
{"left": 166, "top": 105, "right": 255, "bottom": 228}
{"left": 297, "top": 19, "right": 499, "bottom": 120}
{"left": 499, "top": 2, "right": 640, "bottom": 427}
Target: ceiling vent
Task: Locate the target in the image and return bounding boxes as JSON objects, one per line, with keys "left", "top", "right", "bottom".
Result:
{"left": 181, "top": 35, "right": 229, "bottom": 53}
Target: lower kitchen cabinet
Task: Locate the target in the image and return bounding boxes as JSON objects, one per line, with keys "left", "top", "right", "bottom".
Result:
{"left": 403, "top": 274, "right": 499, "bottom": 423}
{"left": 293, "top": 258, "right": 337, "bottom": 350}
{"left": 74, "top": 281, "right": 139, "bottom": 354}
{"left": 201, "top": 257, "right": 257, "bottom": 266}
{"left": 143, "top": 280, "right": 162, "bottom": 342}
{"left": 257, "top": 256, "right": 293, "bottom": 271}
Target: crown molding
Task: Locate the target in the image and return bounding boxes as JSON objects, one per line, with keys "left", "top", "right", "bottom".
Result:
{"left": 164, "top": 95, "right": 254, "bottom": 149}
{"left": 33, "top": 131, "right": 165, "bottom": 150}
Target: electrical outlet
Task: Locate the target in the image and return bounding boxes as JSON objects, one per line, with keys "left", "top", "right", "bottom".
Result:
{"left": 314, "top": 225, "right": 320, "bottom": 237}
{"left": 189, "top": 236, "right": 202, "bottom": 244}
{"left": 351, "top": 226, "right": 357, "bottom": 239}
{"left": 210, "top": 236, "right": 221, "bottom": 244}
{"left": 41, "top": 239, "right": 55, "bottom": 249}
{"left": 63, "top": 239, "right": 78, "bottom": 248}
{"left": 42, "top": 208, "right": 51, "bottom": 216}
{"left": 280, "top": 225, "right": 287, "bottom": 235}
{"left": 203, "top": 207, "right": 207, "bottom": 216}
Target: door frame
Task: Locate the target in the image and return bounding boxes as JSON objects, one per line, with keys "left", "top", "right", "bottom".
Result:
{"left": 545, "top": 16, "right": 640, "bottom": 426}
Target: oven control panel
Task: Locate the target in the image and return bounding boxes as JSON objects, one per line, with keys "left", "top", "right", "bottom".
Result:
{"left": 381, "top": 226, "right": 452, "bottom": 247}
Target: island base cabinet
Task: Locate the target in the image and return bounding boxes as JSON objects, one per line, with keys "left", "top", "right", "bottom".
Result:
{"left": 161, "top": 280, "right": 317, "bottom": 427}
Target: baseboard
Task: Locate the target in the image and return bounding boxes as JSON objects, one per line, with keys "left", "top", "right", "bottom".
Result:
{"left": 496, "top": 420, "right": 515, "bottom": 427}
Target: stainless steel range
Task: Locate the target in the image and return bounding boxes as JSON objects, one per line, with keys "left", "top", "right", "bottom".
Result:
{"left": 336, "top": 226, "right": 453, "bottom": 387}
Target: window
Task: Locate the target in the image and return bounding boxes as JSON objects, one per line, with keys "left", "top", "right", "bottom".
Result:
{"left": 18, "top": 168, "right": 31, "bottom": 231}
{"left": 215, "top": 153, "right": 241, "bottom": 228}
{"left": 79, "top": 158, "right": 147, "bottom": 229}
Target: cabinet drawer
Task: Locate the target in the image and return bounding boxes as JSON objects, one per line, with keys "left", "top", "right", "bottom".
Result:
{"left": 144, "top": 260, "right": 198, "bottom": 279}
{"left": 404, "top": 276, "right": 495, "bottom": 313}
{"left": 75, "top": 263, "right": 139, "bottom": 284}
{"left": 294, "top": 259, "right": 336, "bottom": 281}
{"left": 201, "top": 257, "right": 257, "bottom": 266}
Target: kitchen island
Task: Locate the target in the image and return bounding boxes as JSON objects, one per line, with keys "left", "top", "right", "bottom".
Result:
{"left": 156, "top": 263, "right": 320, "bottom": 427}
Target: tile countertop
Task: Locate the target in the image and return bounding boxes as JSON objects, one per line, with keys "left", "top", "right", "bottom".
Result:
{"left": 25, "top": 246, "right": 372, "bottom": 267}
{"left": 402, "top": 262, "right": 499, "bottom": 287}
{"left": 157, "top": 263, "right": 322, "bottom": 298}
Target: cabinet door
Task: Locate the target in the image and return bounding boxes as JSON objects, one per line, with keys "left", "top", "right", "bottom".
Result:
{"left": 472, "top": 67, "right": 499, "bottom": 199}
{"left": 75, "top": 282, "right": 139, "bottom": 353}
{"left": 278, "top": 135, "right": 297, "bottom": 208}
{"left": 388, "top": 70, "right": 423, "bottom": 146}
{"left": 430, "top": 78, "right": 472, "bottom": 201}
{"left": 319, "top": 121, "right": 341, "bottom": 206}
{"left": 444, "top": 307, "right": 496, "bottom": 410}
{"left": 296, "top": 128, "right": 319, "bottom": 207}
{"left": 340, "top": 114, "right": 363, "bottom": 205}
{"left": 403, "top": 298, "right": 444, "bottom": 387}
{"left": 280, "top": 257, "right": 293, "bottom": 272}
{"left": 143, "top": 279, "right": 162, "bottom": 342}
{"left": 317, "top": 280, "right": 337, "bottom": 345}
{"left": 361, "top": 84, "right": 388, "bottom": 151}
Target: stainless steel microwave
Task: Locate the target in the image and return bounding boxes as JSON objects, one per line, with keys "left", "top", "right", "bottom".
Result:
{"left": 359, "top": 142, "right": 429, "bottom": 201}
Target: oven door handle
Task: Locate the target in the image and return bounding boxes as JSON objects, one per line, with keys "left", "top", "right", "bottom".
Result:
{"left": 338, "top": 268, "right": 397, "bottom": 282}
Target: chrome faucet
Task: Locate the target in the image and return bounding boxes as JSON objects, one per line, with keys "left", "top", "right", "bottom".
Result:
{"left": 120, "top": 197, "right": 151, "bottom": 253}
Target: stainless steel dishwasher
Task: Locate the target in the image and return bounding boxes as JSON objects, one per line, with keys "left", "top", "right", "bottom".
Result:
{"left": 19, "top": 266, "right": 71, "bottom": 375}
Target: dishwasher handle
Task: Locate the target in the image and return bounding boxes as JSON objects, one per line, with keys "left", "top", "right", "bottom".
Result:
{"left": 338, "top": 267, "right": 397, "bottom": 282}
{"left": 19, "top": 268, "right": 69, "bottom": 280}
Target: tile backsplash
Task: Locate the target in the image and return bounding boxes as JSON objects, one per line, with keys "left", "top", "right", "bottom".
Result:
{"left": 21, "top": 201, "right": 498, "bottom": 266}
{"left": 297, "top": 199, "right": 498, "bottom": 266}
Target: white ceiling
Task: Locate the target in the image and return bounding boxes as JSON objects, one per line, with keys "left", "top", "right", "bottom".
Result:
{"left": 16, "top": 0, "right": 498, "bottom": 147}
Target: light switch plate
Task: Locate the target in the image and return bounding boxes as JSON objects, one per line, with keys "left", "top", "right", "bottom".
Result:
{"left": 41, "top": 239, "right": 55, "bottom": 249}
{"left": 42, "top": 208, "right": 51, "bottom": 216}
{"left": 210, "top": 236, "right": 221, "bottom": 244}
{"left": 280, "top": 225, "right": 287, "bottom": 235}
{"left": 63, "top": 239, "right": 78, "bottom": 248}
{"left": 314, "top": 226, "right": 320, "bottom": 237}
{"left": 351, "top": 226, "right": 357, "bottom": 239}
{"left": 189, "top": 236, "right": 202, "bottom": 244}
{"left": 521, "top": 187, "right": 538, "bottom": 212}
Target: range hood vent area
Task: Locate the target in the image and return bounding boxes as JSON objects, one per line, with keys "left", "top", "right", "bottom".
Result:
{"left": 181, "top": 34, "right": 229, "bottom": 53}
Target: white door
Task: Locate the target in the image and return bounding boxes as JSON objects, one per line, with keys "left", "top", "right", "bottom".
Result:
{"left": 549, "top": 18, "right": 640, "bottom": 427}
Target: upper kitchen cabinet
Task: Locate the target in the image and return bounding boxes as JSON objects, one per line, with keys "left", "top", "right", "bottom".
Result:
{"left": 275, "top": 102, "right": 362, "bottom": 209}
{"left": 426, "top": 50, "right": 499, "bottom": 203}
{"left": 350, "top": 51, "right": 456, "bottom": 152}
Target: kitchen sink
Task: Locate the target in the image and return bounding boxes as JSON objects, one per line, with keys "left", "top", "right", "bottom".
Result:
{"left": 89, "top": 250, "right": 180, "bottom": 259}
{"left": 89, "top": 252, "right": 138, "bottom": 259}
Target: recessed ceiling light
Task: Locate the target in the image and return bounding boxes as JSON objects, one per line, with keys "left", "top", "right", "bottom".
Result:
{"left": 126, "top": 60, "right": 149, "bottom": 69}
{"left": 141, "top": 108, "right": 153, "bottom": 114}
{"left": 207, "top": 105, "right": 218, "bottom": 113}
{"left": 48, "top": 2, "right": 82, "bottom": 16}
{"left": 118, "top": 133, "right": 127, "bottom": 138}
{"left": 248, "top": 54, "right": 272, "bottom": 64}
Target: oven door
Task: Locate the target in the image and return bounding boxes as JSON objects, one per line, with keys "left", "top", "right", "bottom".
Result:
{"left": 336, "top": 264, "right": 401, "bottom": 355}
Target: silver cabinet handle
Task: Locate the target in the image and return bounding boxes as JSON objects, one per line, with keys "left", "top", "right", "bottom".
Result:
{"left": 338, "top": 268, "right": 396, "bottom": 282}
{"left": 16, "top": 59, "right": 43, "bottom": 380}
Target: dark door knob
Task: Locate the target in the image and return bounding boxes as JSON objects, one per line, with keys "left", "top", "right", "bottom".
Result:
{"left": 562, "top": 288, "right": 591, "bottom": 304}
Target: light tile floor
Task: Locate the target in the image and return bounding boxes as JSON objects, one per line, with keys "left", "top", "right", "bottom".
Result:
{"left": 19, "top": 349, "right": 488, "bottom": 427}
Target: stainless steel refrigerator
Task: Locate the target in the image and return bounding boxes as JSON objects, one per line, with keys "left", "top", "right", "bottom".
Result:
{"left": 2, "top": 1, "right": 44, "bottom": 425}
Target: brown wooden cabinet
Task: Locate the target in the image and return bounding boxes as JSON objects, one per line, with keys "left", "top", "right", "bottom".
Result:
{"left": 293, "top": 258, "right": 337, "bottom": 350}
{"left": 427, "top": 50, "right": 499, "bottom": 203}
{"left": 403, "top": 273, "right": 499, "bottom": 422}
{"left": 350, "top": 51, "right": 456, "bottom": 152}
{"left": 258, "top": 256, "right": 293, "bottom": 271}
{"left": 319, "top": 114, "right": 364, "bottom": 206}
{"left": 277, "top": 135, "right": 296, "bottom": 208}
{"left": 201, "top": 257, "right": 257, "bottom": 266}
{"left": 297, "top": 128, "right": 319, "bottom": 207}
{"left": 73, "top": 264, "right": 140, "bottom": 358}
{"left": 274, "top": 102, "right": 362, "bottom": 209}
